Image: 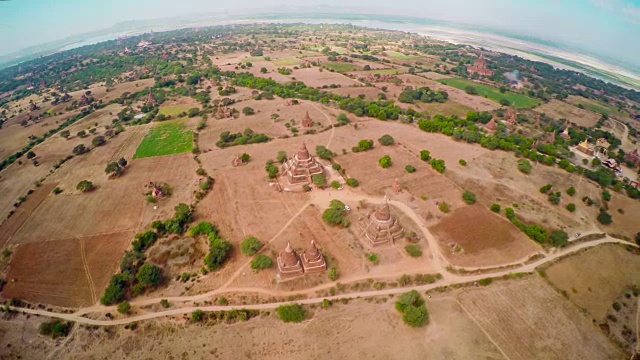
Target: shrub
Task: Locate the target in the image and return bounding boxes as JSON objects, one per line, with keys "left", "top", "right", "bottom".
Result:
{"left": 346, "top": 178, "right": 359, "bottom": 187}
{"left": 160, "top": 299, "right": 170, "bottom": 308}
{"left": 597, "top": 209, "right": 612, "bottom": 225}
{"left": 517, "top": 159, "right": 532, "bottom": 174}
{"left": 330, "top": 181, "right": 341, "bottom": 189}
{"left": 478, "top": 278, "right": 493, "bottom": 286}
{"left": 438, "top": 202, "right": 450, "bottom": 213}
{"left": 92, "top": 136, "right": 106, "bottom": 147}
{"left": 602, "top": 190, "right": 611, "bottom": 201}
{"left": 462, "top": 191, "right": 476, "bottom": 205}
{"left": 265, "top": 162, "right": 279, "bottom": 179}
{"left": 566, "top": 186, "right": 576, "bottom": 196}
{"left": 357, "top": 139, "right": 374, "bottom": 151}
{"left": 100, "top": 273, "right": 129, "bottom": 305}
{"left": 191, "top": 309, "right": 205, "bottom": 322}
{"left": 337, "top": 113, "right": 349, "bottom": 124}
{"left": 39, "top": 320, "right": 72, "bottom": 338}
{"left": 405, "top": 244, "right": 422, "bottom": 257}
{"left": 242, "top": 107, "right": 255, "bottom": 115}
{"left": 331, "top": 163, "right": 342, "bottom": 171}
{"left": 315, "top": 145, "right": 333, "bottom": 159}
{"left": 395, "top": 290, "right": 428, "bottom": 327}
{"left": 539, "top": 184, "right": 553, "bottom": 194}
{"left": 52, "top": 187, "right": 63, "bottom": 195}
{"left": 312, "top": 174, "right": 327, "bottom": 187}
{"left": 204, "top": 236, "right": 232, "bottom": 270}
{"left": 276, "top": 304, "right": 306, "bottom": 323}
{"left": 490, "top": 203, "right": 501, "bottom": 213}
{"left": 117, "top": 301, "right": 131, "bottom": 314}
{"left": 378, "top": 134, "right": 395, "bottom": 146}
{"left": 459, "top": 159, "right": 467, "bottom": 166}
{"left": 328, "top": 267, "right": 339, "bottom": 281}
{"left": 321, "top": 299, "right": 332, "bottom": 309}
{"left": 419, "top": 150, "right": 431, "bottom": 162}
{"left": 429, "top": 158, "right": 445, "bottom": 173}
{"left": 136, "top": 263, "right": 162, "bottom": 287}
{"left": 188, "top": 221, "right": 215, "bottom": 237}
{"left": 276, "top": 150, "right": 288, "bottom": 163}
{"left": 405, "top": 165, "right": 416, "bottom": 173}
{"left": 379, "top": 155, "right": 392, "bottom": 168}
{"left": 550, "top": 230, "right": 568, "bottom": 248}
{"left": 76, "top": 180, "right": 94, "bottom": 192}
{"left": 240, "top": 236, "right": 262, "bottom": 256}
{"left": 250, "top": 255, "right": 273, "bottom": 271}
{"left": 367, "top": 253, "right": 379, "bottom": 264}
{"left": 566, "top": 203, "right": 576, "bottom": 212}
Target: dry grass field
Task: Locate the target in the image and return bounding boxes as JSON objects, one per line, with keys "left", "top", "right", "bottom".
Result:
{"left": 545, "top": 244, "right": 640, "bottom": 320}
{"left": 430, "top": 205, "right": 541, "bottom": 267}
{"left": 535, "top": 99, "right": 601, "bottom": 127}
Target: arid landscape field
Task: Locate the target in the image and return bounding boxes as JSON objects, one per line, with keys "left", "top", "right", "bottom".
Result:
{"left": 0, "top": 18, "right": 639, "bottom": 360}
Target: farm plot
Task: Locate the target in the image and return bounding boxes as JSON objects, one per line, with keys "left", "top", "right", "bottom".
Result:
{"left": 457, "top": 276, "right": 625, "bottom": 359}
{"left": 3, "top": 231, "right": 131, "bottom": 308}
{"left": 438, "top": 78, "right": 541, "bottom": 109}
{"left": 545, "top": 244, "right": 640, "bottom": 321}
{"left": 133, "top": 118, "right": 193, "bottom": 158}
{"left": 534, "top": 100, "right": 600, "bottom": 127}
{"left": 292, "top": 68, "right": 362, "bottom": 88}
{"left": 158, "top": 104, "right": 195, "bottom": 118}
{"left": 0, "top": 183, "right": 57, "bottom": 247}
{"left": 322, "top": 61, "right": 361, "bottom": 73}
{"left": 430, "top": 205, "right": 540, "bottom": 267}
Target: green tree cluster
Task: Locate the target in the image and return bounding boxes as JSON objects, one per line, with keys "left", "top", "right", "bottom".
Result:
{"left": 395, "top": 290, "right": 429, "bottom": 327}
{"left": 322, "top": 199, "right": 350, "bottom": 228}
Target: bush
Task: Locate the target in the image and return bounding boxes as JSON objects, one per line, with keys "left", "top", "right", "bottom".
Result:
{"left": 357, "top": 139, "right": 374, "bottom": 151}
{"left": 539, "top": 184, "right": 553, "bottom": 193}
{"left": 117, "top": 301, "right": 131, "bottom": 314}
{"left": 39, "top": 320, "right": 71, "bottom": 338}
{"left": 276, "top": 150, "right": 288, "bottom": 163}
{"left": 188, "top": 108, "right": 200, "bottom": 117}
{"left": 52, "top": 187, "right": 63, "bottom": 195}
{"left": 395, "top": 290, "right": 429, "bottom": 327}
{"left": 462, "top": 191, "right": 476, "bottom": 205}
{"left": 550, "top": 230, "right": 568, "bottom": 248}
{"left": 276, "top": 304, "right": 306, "bottom": 323}
{"left": 346, "top": 178, "right": 359, "bottom": 187}
{"left": 438, "top": 202, "right": 450, "bottom": 213}
{"left": 241, "top": 236, "right": 262, "bottom": 256}
{"left": 92, "top": 136, "right": 106, "bottom": 147}
{"left": 191, "top": 309, "right": 205, "bottom": 322}
{"left": 242, "top": 107, "right": 255, "bottom": 115}
{"left": 315, "top": 145, "right": 333, "bottom": 160}
{"left": 337, "top": 113, "right": 349, "bottom": 124}
{"left": 597, "top": 209, "right": 612, "bottom": 225}
{"left": 602, "top": 190, "right": 611, "bottom": 201}
{"left": 136, "top": 263, "right": 162, "bottom": 287}
{"left": 566, "top": 186, "right": 576, "bottom": 196}
{"left": 566, "top": 203, "right": 576, "bottom": 212}
{"left": 328, "top": 267, "right": 339, "bottom": 281}
{"left": 312, "top": 174, "right": 327, "bottom": 187}
{"left": 517, "top": 159, "right": 532, "bottom": 174}
{"left": 331, "top": 163, "right": 342, "bottom": 171}
{"left": 490, "top": 203, "right": 501, "bottom": 213}
{"left": 419, "top": 150, "right": 431, "bottom": 162}
{"left": 429, "top": 159, "right": 445, "bottom": 173}
{"left": 379, "top": 155, "right": 392, "bottom": 168}
{"left": 459, "top": 159, "right": 467, "bottom": 166}
{"left": 405, "top": 165, "right": 416, "bottom": 173}
{"left": 76, "top": 180, "right": 94, "bottom": 192}
{"left": 204, "top": 236, "right": 232, "bottom": 270}
{"left": 250, "top": 255, "right": 273, "bottom": 271}
{"left": 330, "top": 181, "right": 341, "bottom": 189}
{"left": 478, "top": 278, "right": 493, "bottom": 286}
{"left": 265, "top": 161, "right": 279, "bottom": 179}
{"left": 405, "top": 244, "right": 422, "bottom": 257}
{"left": 188, "top": 221, "right": 215, "bottom": 237}
{"left": 100, "top": 273, "right": 129, "bottom": 305}
{"left": 378, "top": 134, "right": 395, "bottom": 146}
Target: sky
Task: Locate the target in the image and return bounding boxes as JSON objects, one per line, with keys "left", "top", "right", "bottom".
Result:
{"left": 1, "top": 0, "right": 639, "bottom": 65}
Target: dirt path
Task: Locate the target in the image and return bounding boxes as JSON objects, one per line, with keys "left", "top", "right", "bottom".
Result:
{"left": 308, "top": 102, "right": 336, "bottom": 149}
{"left": 64, "top": 230, "right": 97, "bottom": 305}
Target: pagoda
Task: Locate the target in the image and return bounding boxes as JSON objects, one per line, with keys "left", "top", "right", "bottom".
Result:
{"left": 146, "top": 91, "right": 158, "bottom": 107}
{"left": 467, "top": 54, "right": 494, "bottom": 77}
{"left": 484, "top": 118, "right": 497, "bottom": 133}
{"left": 357, "top": 197, "right": 404, "bottom": 247}
{"left": 280, "top": 142, "right": 324, "bottom": 185}
{"left": 301, "top": 241, "right": 327, "bottom": 274}
{"left": 301, "top": 111, "right": 313, "bottom": 128}
{"left": 276, "top": 242, "right": 304, "bottom": 279}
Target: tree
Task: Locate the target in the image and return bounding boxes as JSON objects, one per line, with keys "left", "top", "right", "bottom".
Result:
{"left": 117, "top": 301, "right": 131, "bottom": 314}
{"left": 346, "top": 178, "right": 359, "bottom": 187}
{"left": 250, "top": 255, "right": 273, "bottom": 271}
{"left": 322, "top": 200, "right": 349, "bottom": 227}
{"left": 240, "top": 153, "right": 251, "bottom": 163}
{"left": 72, "top": 144, "right": 88, "bottom": 155}
{"left": 276, "top": 150, "right": 287, "bottom": 163}
{"left": 77, "top": 130, "right": 87, "bottom": 138}
{"left": 378, "top": 134, "right": 395, "bottom": 146}
{"left": 187, "top": 107, "right": 200, "bottom": 118}
{"left": 420, "top": 150, "right": 431, "bottom": 162}
{"left": 462, "top": 191, "right": 476, "bottom": 205}
{"left": 328, "top": 267, "right": 339, "bottom": 281}
{"left": 276, "top": 304, "right": 306, "bottom": 323}
{"left": 60, "top": 130, "right": 70, "bottom": 139}
{"left": 566, "top": 186, "right": 576, "bottom": 196}
{"left": 117, "top": 157, "right": 128, "bottom": 168}
{"left": 105, "top": 162, "right": 124, "bottom": 177}
{"left": 602, "top": 190, "right": 612, "bottom": 201}
{"left": 405, "top": 165, "right": 416, "bottom": 173}
{"left": 464, "top": 85, "right": 478, "bottom": 95}
{"left": 76, "top": 180, "right": 94, "bottom": 192}
{"left": 379, "top": 155, "right": 392, "bottom": 168}
{"left": 260, "top": 67, "right": 268, "bottom": 74}
{"left": 315, "top": 145, "right": 333, "bottom": 160}
{"left": 312, "top": 174, "right": 327, "bottom": 187}
{"left": 597, "top": 209, "right": 612, "bottom": 225}
{"left": 490, "top": 203, "right": 501, "bottom": 213}
{"left": 330, "top": 180, "right": 341, "bottom": 189}
{"left": 549, "top": 230, "right": 568, "bottom": 248}
{"left": 242, "top": 107, "right": 255, "bottom": 116}
{"left": 337, "top": 113, "right": 349, "bottom": 124}
{"left": 459, "top": 159, "right": 467, "bottom": 166}
{"left": 204, "top": 236, "right": 232, "bottom": 270}
{"left": 395, "top": 290, "right": 429, "bottom": 327}
{"left": 517, "top": 159, "right": 532, "bottom": 174}
{"left": 358, "top": 139, "right": 374, "bottom": 151}
{"left": 92, "top": 135, "right": 106, "bottom": 147}
{"left": 429, "top": 159, "right": 445, "bottom": 173}
{"left": 566, "top": 203, "right": 576, "bottom": 212}
{"left": 241, "top": 236, "right": 262, "bottom": 256}
{"left": 136, "top": 263, "right": 162, "bottom": 287}
{"left": 191, "top": 309, "right": 205, "bottom": 322}
{"left": 405, "top": 244, "right": 422, "bottom": 257}
{"left": 26, "top": 151, "right": 36, "bottom": 159}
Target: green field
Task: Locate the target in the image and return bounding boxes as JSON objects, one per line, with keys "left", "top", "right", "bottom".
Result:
{"left": 271, "top": 58, "right": 301, "bottom": 66}
{"left": 438, "top": 78, "right": 541, "bottom": 109}
{"left": 133, "top": 119, "right": 193, "bottom": 158}
{"left": 323, "top": 62, "right": 361, "bottom": 72}
{"left": 384, "top": 51, "right": 418, "bottom": 60}
{"left": 158, "top": 105, "right": 194, "bottom": 117}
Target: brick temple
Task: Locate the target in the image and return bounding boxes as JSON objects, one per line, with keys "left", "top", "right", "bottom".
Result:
{"left": 276, "top": 241, "right": 326, "bottom": 280}
{"left": 357, "top": 197, "right": 404, "bottom": 247}
{"left": 280, "top": 142, "right": 324, "bottom": 185}
{"left": 468, "top": 54, "right": 494, "bottom": 77}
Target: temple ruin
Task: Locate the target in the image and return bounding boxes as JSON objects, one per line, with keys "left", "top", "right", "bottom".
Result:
{"left": 357, "top": 197, "right": 404, "bottom": 247}
{"left": 280, "top": 142, "right": 324, "bottom": 185}
{"left": 276, "top": 241, "right": 326, "bottom": 280}
{"left": 301, "top": 111, "right": 313, "bottom": 128}
{"left": 467, "top": 54, "right": 494, "bottom": 77}
{"left": 301, "top": 240, "right": 327, "bottom": 274}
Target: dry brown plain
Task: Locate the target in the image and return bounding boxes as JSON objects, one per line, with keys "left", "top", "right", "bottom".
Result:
{"left": 535, "top": 99, "right": 601, "bottom": 127}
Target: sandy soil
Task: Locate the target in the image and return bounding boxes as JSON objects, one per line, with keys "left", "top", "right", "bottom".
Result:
{"left": 545, "top": 244, "right": 640, "bottom": 321}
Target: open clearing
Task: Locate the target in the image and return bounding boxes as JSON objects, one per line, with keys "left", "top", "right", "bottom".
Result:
{"left": 158, "top": 104, "right": 194, "bottom": 118}
{"left": 430, "top": 205, "right": 540, "bottom": 267}
{"left": 133, "top": 118, "right": 193, "bottom": 158}
{"left": 545, "top": 244, "right": 640, "bottom": 320}
{"left": 457, "top": 276, "right": 625, "bottom": 359}
{"left": 322, "top": 61, "right": 361, "bottom": 72}
{"left": 3, "top": 231, "right": 132, "bottom": 307}
{"left": 535, "top": 99, "right": 601, "bottom": 127}
{"left": 438, "top": 78, "right": 541, "bottom": 109}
